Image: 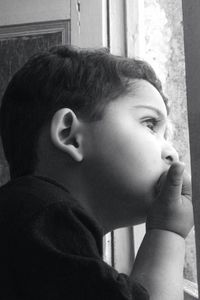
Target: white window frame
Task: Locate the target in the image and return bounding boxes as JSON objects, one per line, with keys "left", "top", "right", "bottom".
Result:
{"left": 70, "top": 1, "right": 199, "bottom": 299}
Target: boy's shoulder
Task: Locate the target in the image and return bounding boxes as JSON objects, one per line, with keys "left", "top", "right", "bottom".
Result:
{"left": 0, "top": 175, "right": 104, "bottom": 258}
{"left": 0, "top": 175, "right": 103, "bottom": 244}
{"left": 0, "top": 175, "right": 74, "bottom": 226}
{"left": 0, "top": 175, "right": 72, "bottom": 204}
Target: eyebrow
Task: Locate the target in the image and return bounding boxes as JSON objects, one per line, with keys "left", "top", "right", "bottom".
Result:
{"left": 132, "top": 105, "right": 167, "bottom": 120}
{"left": 133, "top": 104, "right": 173, "bottom": 139}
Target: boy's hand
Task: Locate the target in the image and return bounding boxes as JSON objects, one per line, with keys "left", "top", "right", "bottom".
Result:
{"left": 146, "top": 162, "right": 194, "bottom": 238}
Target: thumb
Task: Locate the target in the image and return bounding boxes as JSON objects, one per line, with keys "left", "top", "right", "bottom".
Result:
{"left": 159, "top": 162, "right": 185, "bottom": 203}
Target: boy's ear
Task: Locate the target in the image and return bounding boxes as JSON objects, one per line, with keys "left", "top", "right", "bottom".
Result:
{"left": 50, "top": 108, "right": 83, "bottom": 162}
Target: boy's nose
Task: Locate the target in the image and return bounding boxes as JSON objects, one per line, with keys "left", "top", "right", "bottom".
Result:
{"left": 162, "top": 142, "right": 179, "bottom": 165}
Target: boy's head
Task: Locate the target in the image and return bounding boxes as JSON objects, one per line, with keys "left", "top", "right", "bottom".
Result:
{"left": 0, "top": 45, "right": 167, "bottom": 178}
{"left": 0, "top": 45, "right": 178, "bottom": 231}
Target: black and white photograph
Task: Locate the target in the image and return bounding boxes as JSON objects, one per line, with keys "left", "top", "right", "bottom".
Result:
{"left": 0, "top": 1, "right": 198, "bottom": 299}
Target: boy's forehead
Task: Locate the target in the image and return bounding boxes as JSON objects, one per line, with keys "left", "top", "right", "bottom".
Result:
{"left": 123, "top": 79, "right": 168, "bottom": 117}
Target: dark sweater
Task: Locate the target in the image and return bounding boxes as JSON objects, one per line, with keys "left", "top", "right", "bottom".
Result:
{"left": 0, "top": 175, "right": 149, "bottom": 299}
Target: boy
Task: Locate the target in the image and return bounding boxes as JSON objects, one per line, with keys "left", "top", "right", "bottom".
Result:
{"left": 0, "top": 45, "right": 193, "bottom": 299}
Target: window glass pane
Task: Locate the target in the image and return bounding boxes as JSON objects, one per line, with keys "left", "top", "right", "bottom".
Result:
{"left": 143, "top": 0, "right": 197, "bottom": 283}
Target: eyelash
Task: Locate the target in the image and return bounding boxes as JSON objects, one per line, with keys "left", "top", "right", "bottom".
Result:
{"left": 142, "top": 117, "right": 171, "bottom": 141}
{"left": 143, "top": 118, "right": 160, "bottom": 133}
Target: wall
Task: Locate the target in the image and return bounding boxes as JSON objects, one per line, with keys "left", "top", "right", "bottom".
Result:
{"left": 0, "top": 0, "right": 70, "bottom": 26}
{"left": 143, "top": 0, "right": 196, "bottom": 283}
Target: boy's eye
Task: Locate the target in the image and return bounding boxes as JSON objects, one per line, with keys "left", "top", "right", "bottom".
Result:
{"left": 143, "top": 118, "right": 158, "bottom": 132}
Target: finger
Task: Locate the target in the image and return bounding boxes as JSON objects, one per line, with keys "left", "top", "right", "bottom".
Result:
{"left": 159, "top": 162, "right": 185, "bottom": 203}
{"left": 182, "top": 171, "right": 192, "bottom": 200}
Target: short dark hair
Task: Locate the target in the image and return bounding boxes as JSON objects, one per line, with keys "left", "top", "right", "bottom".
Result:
{"left": 0, "top": 45, "right": 168, "bottom": 179}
